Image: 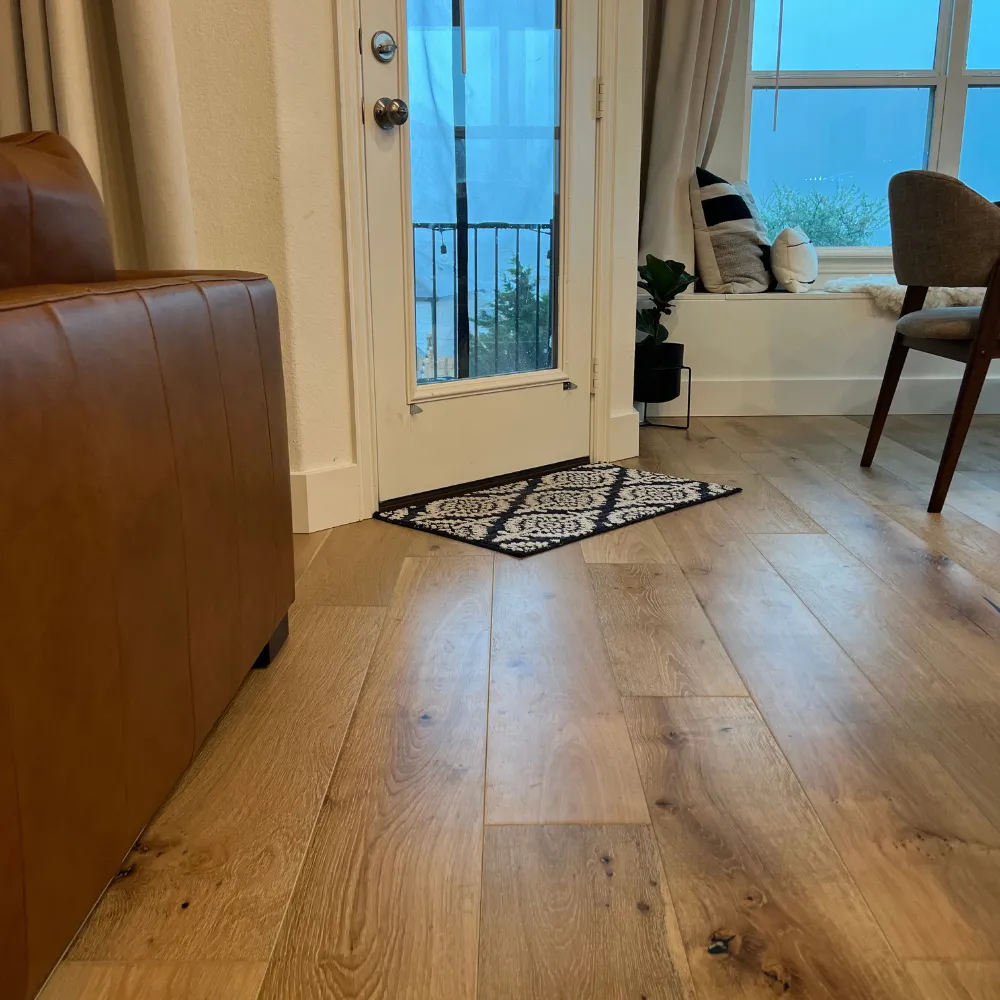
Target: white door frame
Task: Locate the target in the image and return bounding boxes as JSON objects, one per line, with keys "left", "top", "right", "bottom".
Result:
{"left": 333, "top": 0, "right": 640, "bottom": 516}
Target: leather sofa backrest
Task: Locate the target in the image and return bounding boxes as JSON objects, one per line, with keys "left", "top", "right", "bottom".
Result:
{"left": 0, "top": 132, "right": 116, "bottom": 289}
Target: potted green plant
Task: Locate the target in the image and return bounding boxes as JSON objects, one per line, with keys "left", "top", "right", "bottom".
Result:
{"left": 634, "top": 255, "right": 696, "bottom": 403}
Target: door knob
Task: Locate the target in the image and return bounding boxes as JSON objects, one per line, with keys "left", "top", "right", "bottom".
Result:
{"left": 373, "top": 97, "right": 409, "bottom": 130}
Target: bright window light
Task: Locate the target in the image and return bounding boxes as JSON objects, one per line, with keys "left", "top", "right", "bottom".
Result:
{"left": 749, "top": 89, "right": 932, "bottom": 246}
{"left": 967, "top": 0, "right": 1000, "bottom": 70}
{"left": 752, "top": 0, "right": 941, "bottom": 72}
{"left": 960, "top": 88, "right": 1000, "bottom": 201}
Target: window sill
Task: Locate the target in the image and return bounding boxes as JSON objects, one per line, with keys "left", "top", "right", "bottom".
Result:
{"left": 675, "top": 290, "right": 874, "bottom": 303}
{"left": 817, "top": 246, "right": 893, "bottom": 261}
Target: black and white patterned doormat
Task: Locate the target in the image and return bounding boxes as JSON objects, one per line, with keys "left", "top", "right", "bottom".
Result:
{"left": 375, "top": 463, "right": 740, "bottom": 557}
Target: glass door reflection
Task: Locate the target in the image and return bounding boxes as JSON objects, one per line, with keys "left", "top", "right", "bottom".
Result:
{"left": 407, "top": 0, "right": 561, "bottom": 383}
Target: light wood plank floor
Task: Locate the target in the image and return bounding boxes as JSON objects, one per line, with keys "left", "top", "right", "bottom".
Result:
{"left": 42, "top": 416, "right": 1000, "bottom": 999}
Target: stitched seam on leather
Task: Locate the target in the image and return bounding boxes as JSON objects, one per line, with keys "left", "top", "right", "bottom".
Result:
{"left": 0, "top": 275, "right": 268, "bottom": 313}
{"left": 243, "top": 283, "right": 281, "bottom": 631}
{"left": 44, "top": 298, "right": 131, "bottom": 822}
{"left": 137, "top": 289, "right": 198, "bottom": 761}
{"left": 195, "top": 281, "right": 245, "bottom": 685}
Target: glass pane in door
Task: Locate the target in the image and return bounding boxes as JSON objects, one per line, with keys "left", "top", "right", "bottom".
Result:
{"left": 407, "top": 0, "right": 560, "bottom": 383}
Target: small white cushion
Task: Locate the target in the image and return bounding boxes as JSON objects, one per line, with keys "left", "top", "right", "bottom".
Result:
{"left": 771, "top": 227, "right": 819, "bottom": 293}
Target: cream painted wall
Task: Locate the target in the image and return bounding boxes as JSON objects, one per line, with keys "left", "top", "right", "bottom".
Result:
{"left": 167, "top": 0, "right": 356, "bottom": 493}
{"left": 647, "top": 293, "right": 1000, "bottom": 420}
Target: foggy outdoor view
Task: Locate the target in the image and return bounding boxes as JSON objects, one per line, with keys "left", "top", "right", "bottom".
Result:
{"left": 408, "top": 0, "right": 1000, "bottom": 382}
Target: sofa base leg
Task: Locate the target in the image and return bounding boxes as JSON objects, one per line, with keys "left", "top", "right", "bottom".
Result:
{"left": 253, "top": 614, "right": 289, "bottom": 669}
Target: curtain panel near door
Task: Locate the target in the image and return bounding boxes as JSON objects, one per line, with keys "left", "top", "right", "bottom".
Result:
{"left": 639, "top": 0, "right": 745, "bottom": 267}
{"left": 0, "top": 0, "right": 197, "bottom": 269}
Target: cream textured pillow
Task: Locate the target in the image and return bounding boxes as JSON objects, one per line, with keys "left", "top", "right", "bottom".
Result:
{"left": 771, "top": 227, "right": 818, "bottom": 293}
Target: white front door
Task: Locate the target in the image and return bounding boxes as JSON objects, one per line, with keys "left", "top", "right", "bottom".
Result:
{"left": 362, "top": 0, "right": 599, "bottom": 503}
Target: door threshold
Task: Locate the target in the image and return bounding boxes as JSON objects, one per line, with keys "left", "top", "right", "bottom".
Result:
{"left": 378, "top": 457, "right": 590, "bottom": 513}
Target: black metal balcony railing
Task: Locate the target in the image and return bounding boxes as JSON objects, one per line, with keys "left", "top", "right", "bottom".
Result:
{"left": 413, "top": 221, "right": 555, "bottom": 383}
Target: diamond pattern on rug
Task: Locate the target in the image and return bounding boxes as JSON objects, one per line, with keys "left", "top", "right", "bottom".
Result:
{"left": 375, "top": 463, "right": 741, "bottom": 557}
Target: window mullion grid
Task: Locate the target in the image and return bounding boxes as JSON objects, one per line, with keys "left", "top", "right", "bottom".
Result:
{"left": 742, "top": 1, "right": 982, "bottom": 255}
{"left": 749, "top": 71, "right": 943, "bottom": 178}
{"left": 935, "top": 0, "right": 972, "bottom": 176}
{"left": 749, "top": 70, "right": 942, "bottom": 89}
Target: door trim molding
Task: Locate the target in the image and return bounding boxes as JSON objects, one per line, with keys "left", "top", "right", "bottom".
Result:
{"left": 590, "top": 0, "right": 617, "bottom": 463}
{"left": 591, "top": 0, "right": 641, "bottom": 464}
{"left": 335, "top": 0, "right": 380, "bottom": 518}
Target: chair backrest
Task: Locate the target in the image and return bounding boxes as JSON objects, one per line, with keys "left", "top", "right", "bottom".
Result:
{"left": 0, "top": 131, "right": 115, "bottom": 289}
{"left": 889, "top": 171, "right": 1000, "bottom": 289}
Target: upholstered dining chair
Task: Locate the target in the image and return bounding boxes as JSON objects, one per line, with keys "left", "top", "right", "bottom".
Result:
{"left": 862, "top": 171, "right": 1000, "bottom": 512}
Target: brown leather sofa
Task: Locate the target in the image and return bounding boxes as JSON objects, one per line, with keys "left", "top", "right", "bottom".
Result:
{"left": 0, "top": 132, "right": 294, "bottom": 999}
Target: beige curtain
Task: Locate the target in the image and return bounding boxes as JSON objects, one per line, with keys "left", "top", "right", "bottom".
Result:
{"left": 0, "top": 0, "right": 197, "bottom": 270}
{"left": 639, "top": 0, "right": 746, "bottom": 269}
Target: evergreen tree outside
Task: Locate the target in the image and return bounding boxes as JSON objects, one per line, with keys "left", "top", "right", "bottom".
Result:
{"left": 474, "top": 259, "right": 553, "bottom": 376}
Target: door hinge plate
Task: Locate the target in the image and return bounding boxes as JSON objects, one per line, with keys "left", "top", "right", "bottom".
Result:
{"left": 590, "top": 356, "right": 599, "bottom": 393}
{"left": 595, "top": 77, "right": 607, "bottom": 119}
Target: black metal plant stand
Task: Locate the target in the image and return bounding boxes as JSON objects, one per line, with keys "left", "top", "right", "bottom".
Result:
{"left": 638, "top": 365, "right": 692, "bottom": 430}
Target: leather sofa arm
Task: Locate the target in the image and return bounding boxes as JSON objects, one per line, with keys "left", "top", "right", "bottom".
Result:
{"left": 0, "top": 271, "right": 293, "bottom": 998}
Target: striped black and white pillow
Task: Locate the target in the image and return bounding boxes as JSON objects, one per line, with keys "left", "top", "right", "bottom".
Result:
{"left": 689, "top": 167, "right": 773, "bottom": 294}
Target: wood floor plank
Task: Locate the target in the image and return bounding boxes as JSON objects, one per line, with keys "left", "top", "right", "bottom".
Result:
{"left": 589, "top": 564, "right": 747, "bottom": 697}
{"left": 653, "top": 501, "right": 1000, "bottom": 960}
{"left": 487, "top": 546, "right": 649, "bottom": 824}
{"left": 643, "top": 424, "right": 819, "bottom": 534}
{"left": 624, "top": 697, "right": 916, "bottom": 999}
{"left": 478, "top": 825, "right": 695, "bottom": 1000}
{"left": 295, "top": 518, "right": 415, "bottom": 606}
{"left": 955, "top": 417, "right": 1000, "bottom": 472}
{"left": 293, "top": 530, "right": 329, "bottom": 584}
{"left": 908, "top": 961, "right": 1000, "bottom": 1000}
{"left": 881, "top": 415, "right": 1000, "bottom": 474}
{"left": 647, "top": 419, "right": 757, "bottom": 478}
{"left": 752, "top": 532, "right": 1000, "bottom": 834}
{"left": 968, "top": 471, "right": 1000, "bottom": 494}
{"left": 710, "top": 470, "right": 824, "bottom": 534}
{"left": 69, "top": 604, "right": 384, "bottom": 962}
{"left": 636, "top": 426, "right": 694, "bottom": 477}
{"left": 38, "top": 961, "right": 266, "bottom": 1000}
{"left": 580, "top": 518, "right": 677, "bottom": 563}
{"left": 816, "top": 415, "right": 1000, "bottom": 534}
{"left": 721, "top": 434, "right": 1000, "bottom": 647}
{"left": 708, "top": 416, "right": 927, "bottom": 507}
{"left": 257, "top": 556, "right": 492, "bottom": 1000}
{"left": 878, "top": 503, "right": 1000, "bottom": 595}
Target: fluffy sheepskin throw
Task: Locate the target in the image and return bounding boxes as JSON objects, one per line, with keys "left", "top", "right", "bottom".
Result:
{"left": 825, "top": 275, "right": 986, "bottom": 315}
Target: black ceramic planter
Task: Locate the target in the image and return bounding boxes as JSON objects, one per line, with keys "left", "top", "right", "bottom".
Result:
{"left": 634, "top": 339, "right": 684, "bottom": 403}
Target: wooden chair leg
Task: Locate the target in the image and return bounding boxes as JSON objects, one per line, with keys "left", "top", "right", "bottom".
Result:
{"left": 862, "top": 334, "right": 909, "bottom": 467}
{"left": 928, "top": 355, "right": 992, "bottom": 513}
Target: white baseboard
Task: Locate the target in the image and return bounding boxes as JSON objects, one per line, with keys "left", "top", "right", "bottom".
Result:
{"left": 646, "top": 376, "right": 1000, "bottom": 419}
{"left": 604, "top": 408, "right": 641, "bottom": 461}
{"left": 290, "top": 462, "right": 365, "bottom": 533}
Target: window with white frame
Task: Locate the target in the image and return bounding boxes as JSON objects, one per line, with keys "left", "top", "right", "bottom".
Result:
{"left": 746, "top": 0, "right": 1000, "bottom": 249}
